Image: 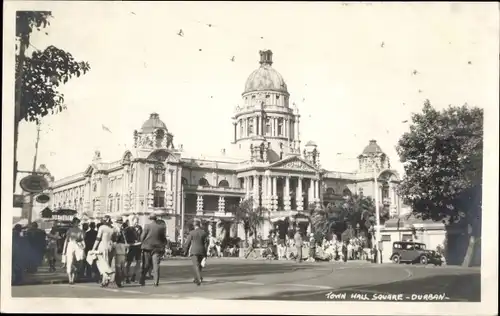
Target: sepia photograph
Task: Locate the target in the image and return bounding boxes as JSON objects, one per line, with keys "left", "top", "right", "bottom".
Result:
{"left": 1, "top": 1, "right": 498, "bottom": 315}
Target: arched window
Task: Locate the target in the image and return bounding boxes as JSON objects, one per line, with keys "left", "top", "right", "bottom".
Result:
{"left": 154, "top": 164, "right": 166, "bottom": 183}
{"left": 218, "top": 180, "right": 229, "bottom": 187}
{"left": 108, "top": 195, "right": 114, "bottom": 213}
{"left": 199, "top": 178, "right": 209, "bottom": 186}
{"left": 181, "top": 177, "right": 188, "bottom": 185}
{"left": 326, "top": 187, "right": 335, "bottom": 195}
{"left": 382, "top": 183, "right": 390, "bottom": 200}
{"left": 278, "top": 118, "right": 284, "bottom": 136}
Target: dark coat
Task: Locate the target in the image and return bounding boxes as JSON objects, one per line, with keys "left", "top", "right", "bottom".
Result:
{"left": 140, "top": 221, "right": 167, "bottom": 251}
{"left": 183, "top": 227, "right": 209, "bottom": 256}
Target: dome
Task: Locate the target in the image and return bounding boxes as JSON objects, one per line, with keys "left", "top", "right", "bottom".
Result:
{"left": 362, "top": 140, "right": 384, "bottom": 155}
{"left": 141, "top": 113, "right": 167, "bottom": 133}
{"left": 243, "top": 50, "right": 288, "bottom": 94}
{"left": 305, "top": 140, "right": 317, "bottom": 147}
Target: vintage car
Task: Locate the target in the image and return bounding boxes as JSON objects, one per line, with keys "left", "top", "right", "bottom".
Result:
{"left": 390, "top": 241, "right": 443, "bottom": 266}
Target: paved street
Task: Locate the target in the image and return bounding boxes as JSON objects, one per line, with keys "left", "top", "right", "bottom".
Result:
{"left": 12, "top": 259, "right": 480, "bottom": 302}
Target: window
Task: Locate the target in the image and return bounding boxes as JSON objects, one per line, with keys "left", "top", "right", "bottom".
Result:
{"left": 248, "top": 118, "right": 254, "bottom": 136}
{"left": 130, "top": 168, "right": 134, "bottom": 183}
{"left": 181, "top": 177, "right": 188, "bottom": 185}
{"left": 199, "top": 178, "right": 209, "bottom": 186}
{"left": 154, "top": 190, "right": 165, "bottom": 208}
{"left": 108, "top": 198, "right": 113, "bottom": 213}
{"left": 326, "top": 187, "right": 335, "bottom": 195}
{"left": 265, "top": 94, "right": 270, "bottom": 99}
{"left": 402, "top": 234, "right": 413, "bottom": 242}
{"left": 92, "top": 199, "right": 96, "bottom": 212}
{"left": 93, "top": 183, "right": 97, "bottom": 192}
{"left": 265, "top": 118, "right": 271, "bottom": 135}
{"left": 382, "top": 183, "right": 389, "bottom": 199}
{"left": 240, "top": 122, "right": 244, "bottom": 137}
{"left": 116, "top": 196, "right": 121, "bottom": 212}
{"left": 276, "top": 95, "right": 280, "bottom": 100}
{"left": 155, "top": 165, "right": 166, "bottom": 183}
{"left": 277, "top": 118, "right": 283, "bottom": 136}
{"left": 381, "top": 235, "right": 391, "bottom": 242}
{"left": 218, "top": 180, "right": 229, "bottom": 187}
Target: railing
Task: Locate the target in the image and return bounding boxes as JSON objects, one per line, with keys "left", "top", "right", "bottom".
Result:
{"left": 183, "top": 184, "right": 245, "bottom": 193}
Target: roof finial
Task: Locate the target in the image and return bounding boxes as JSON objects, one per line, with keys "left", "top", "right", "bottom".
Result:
{"left": 259, "top": 50, "right": 273, "bottom": 66}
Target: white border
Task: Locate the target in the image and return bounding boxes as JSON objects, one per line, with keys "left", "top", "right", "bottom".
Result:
{"left": 2, "top": 2, "right": 498, "bottom": 315}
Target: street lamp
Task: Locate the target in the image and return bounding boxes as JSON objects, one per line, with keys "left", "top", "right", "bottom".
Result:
{"left": 372, "top": 165, "right": 382, "bottom": 264}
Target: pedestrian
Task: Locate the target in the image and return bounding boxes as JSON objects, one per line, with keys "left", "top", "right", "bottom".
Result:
{"left": 61, "top": 217, "right": 85, "bottom": 284}
{"left": 46, "top": 227, "right": 61, "bottom": 272}
{"left": 244, "top": 233, "right": 256, "bottom": 259}
{"left": 25, "top": 222, "right": 47, "bottom": 273}
{"left": 91, "top": 215, "right": 117, "bottom": 287}
{"left": 139, "top": 215, "right": 167, "bottom": 287}
{"left": 183, "top": 219, "right": 208, "bottom": 286}
{"left": 124, "top": 215, "right": 143, "bottom": 283}
{"left": 308, "top": 233, "right": 316, "bottom": 262}
{"left": 84, "top": 222, "right": 98, "bottom": 280}
{"left": 294, "top": 230, "right": 303, "bottom": 263}
{"left": 113, "top": 217, "right": 129, "bottom": 287}
{"left": 12, "top": 224, "right": 27, "bottom": 284}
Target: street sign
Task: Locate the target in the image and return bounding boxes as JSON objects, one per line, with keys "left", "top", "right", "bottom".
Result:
{"left": 19, "top": 175, "right": 49, "bottom": 193}
{"left": 36, "top": 193, "right": 51, "bottom": 204}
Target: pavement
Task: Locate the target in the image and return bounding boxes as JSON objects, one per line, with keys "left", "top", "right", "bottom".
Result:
{"left": 11, "top": 258, "right": 480, "bottom": 302}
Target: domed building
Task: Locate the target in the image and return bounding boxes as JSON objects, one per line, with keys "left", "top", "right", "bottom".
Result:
{"left": 44, "top": 50, "right": 403, "bottom": 243}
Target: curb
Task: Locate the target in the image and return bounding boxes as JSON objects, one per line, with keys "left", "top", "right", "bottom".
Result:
{"left": 13, "top": 277, "right": 99, "bottom": 286}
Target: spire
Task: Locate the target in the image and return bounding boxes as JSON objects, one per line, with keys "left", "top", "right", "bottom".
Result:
{"left": 259, "top": 50, "right": 273, "bottom": 66}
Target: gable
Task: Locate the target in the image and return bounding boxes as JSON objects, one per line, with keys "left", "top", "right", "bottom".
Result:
{"left": 269, "top": 157, "right": 318, "bottom": 172}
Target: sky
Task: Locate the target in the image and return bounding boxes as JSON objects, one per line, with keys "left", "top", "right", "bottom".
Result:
{"left": 13, "top": 2, "right": 499, "bottom": 190}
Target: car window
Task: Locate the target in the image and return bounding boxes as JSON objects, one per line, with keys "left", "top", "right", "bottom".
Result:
{"left": 405, "top": 243, "right": 414, "bottom": 250}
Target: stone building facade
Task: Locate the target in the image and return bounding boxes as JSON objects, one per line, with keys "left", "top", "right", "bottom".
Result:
{"left": 35, "top": 50, "right": 402, "bottom": 241}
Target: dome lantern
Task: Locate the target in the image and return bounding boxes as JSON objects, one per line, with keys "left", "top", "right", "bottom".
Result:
{"left": 259, "top": 50, "right": 273, "bottom": 66}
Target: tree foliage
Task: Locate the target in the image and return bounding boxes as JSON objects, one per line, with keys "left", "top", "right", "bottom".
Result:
{"left": 15, "top": 11, "right": 91, "bottom": 123}
{"left": 230, "top": 198, "right": 267, "bottom": 241}
{"left": 396, "top": 100, "right": 483, "bottom": 225}
{"left": 311, "top": 194, "right": 389, "bottom": 240}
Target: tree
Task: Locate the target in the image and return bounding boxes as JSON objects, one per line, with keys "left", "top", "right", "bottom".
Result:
{"left": 16, "top": 11, "right": 91, "bottom": 123}
{"left": 230, "top": 198, "right": 267, "bottom": 242}
{"left": 396, "top": 100, "right": 483, "bottom": 267}
{"left": 14, "top": 11, "right": 91, "bottom": 187}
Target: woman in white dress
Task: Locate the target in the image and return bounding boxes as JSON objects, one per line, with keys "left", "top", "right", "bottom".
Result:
{"left": 62, "top": 217, "right": 85, "bottom": 284}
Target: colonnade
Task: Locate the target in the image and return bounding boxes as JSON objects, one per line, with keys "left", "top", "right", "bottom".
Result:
{"left": 242, "top": 173, "right": 321, "bottom": 211}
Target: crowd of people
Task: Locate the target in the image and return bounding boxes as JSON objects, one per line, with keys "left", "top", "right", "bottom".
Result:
{"left": 12, "top": 215, "right": 214, "bottom": 287}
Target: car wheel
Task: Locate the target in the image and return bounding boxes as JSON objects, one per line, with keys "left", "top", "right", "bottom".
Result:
{"left": 391, "top": 254, "right": 401, "bottom": 264}
{"left": 420, "top": 255, "right": 428, "bottom": 265}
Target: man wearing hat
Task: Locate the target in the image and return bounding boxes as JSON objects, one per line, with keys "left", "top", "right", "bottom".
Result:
{"left": 183, "top": 219, "right": 209, "bottom": 286}
{"left": 139, "top": 214, "right": 167, "bottom": 286}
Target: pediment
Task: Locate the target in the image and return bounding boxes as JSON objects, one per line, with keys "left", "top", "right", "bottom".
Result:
{"left": 269, "top": 157, "right": 318, "bottom": 172}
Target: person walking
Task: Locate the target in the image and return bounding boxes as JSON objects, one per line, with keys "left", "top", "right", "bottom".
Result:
{"left": 124, "top": 216, "right": 143, "bottom": 283}
{"left": 308, "top": 233, "right": 316, "bottom": 262}
{"left": 139, "top": 215, "right": 167, "bottom": 287}
{"left": 61, "top": 217, "right": 85, "bottom": 284}
{"left": 183, "top": 219, "right": 209, "bottom": 286}
{"left": 294, "top": 230, "right": 303, "bottom": 263}
{"left": 46, "top": 227, "right": 61, "bottom": 272}
{"left": 91, "top": 215, "right": 117, "bottom": 287}
{"left": 84, "top": 222, "right": 98, "bottom": 280}
{"left": 25, "top": 222, "right": 47, "bottom": 273}
{"left": 113, "top": 217, "right": 129, "bottom": 287}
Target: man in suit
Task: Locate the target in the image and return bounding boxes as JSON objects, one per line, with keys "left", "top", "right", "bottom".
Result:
{"left": 183, "top": 219, "right": 209, "bottom": 286}
{"left": 139, "top": 215, "right": 167, "bottom": 287}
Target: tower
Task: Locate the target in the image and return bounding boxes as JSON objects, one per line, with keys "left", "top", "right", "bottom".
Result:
{"left": 232, "top": 50, "right": 301, "bottom": 163}
{"left": 357, "top": 140, "right": 391, "bottom": 173}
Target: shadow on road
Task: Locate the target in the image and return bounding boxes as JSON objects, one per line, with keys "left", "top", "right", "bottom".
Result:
{"left": 236, "top": 272, "right": 481, "bottom": 302}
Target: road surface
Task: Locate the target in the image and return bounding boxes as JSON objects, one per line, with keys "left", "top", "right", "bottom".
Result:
{"left": 12, "top": 259, "right": 480, "bottom": 302}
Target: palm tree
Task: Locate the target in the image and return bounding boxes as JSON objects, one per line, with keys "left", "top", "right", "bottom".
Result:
{"left": 230, "top": 197, "right": 267, "bottom": 242}
{"left": 310, "top": 203, "right": 343, "bottom": 240}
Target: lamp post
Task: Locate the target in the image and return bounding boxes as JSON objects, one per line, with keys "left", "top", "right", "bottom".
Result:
{"left": 372, "top": 166, "right": 382, "bottom": 264}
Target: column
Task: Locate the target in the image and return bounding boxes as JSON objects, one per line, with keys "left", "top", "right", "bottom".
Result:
{"left": 266, "top": 174, "right": 272, "bottom": 209}
{"left": 307, "top": 179, "right": 313, "bottom": 208}
{"left": 253, "top": 174, "right": 259, "bottom": 209}
{"left": 245, "top": 176, "right": 251, "bottom": 199}
{"left": 233, "top": 122, "right": 237, "bottom": 142}
{"left": 262, "top": 174, "right": 268, "bottom": 209}
{"left": 196, "top": 194, "right": 204, "bottom": 215}
{"left": 284, "top": 176, "right": 291, "bottom": 211}
{"left": 315, "top": 178, "right": 321, "bottom": 208}
{"left": 272, "top": 177, "right": 278, "bottom": 211}
{"left": 296, "top": 176, "right": 304, "bottom": 211}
